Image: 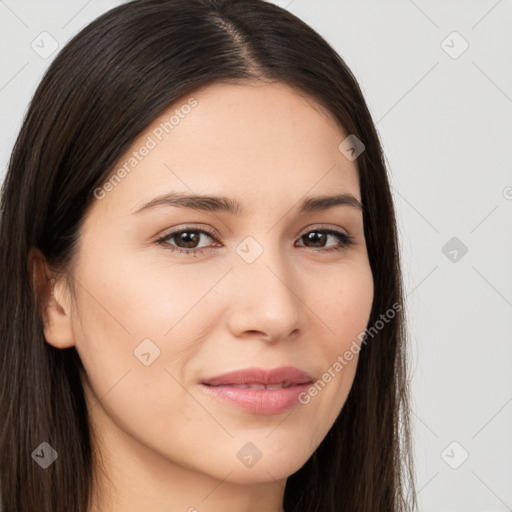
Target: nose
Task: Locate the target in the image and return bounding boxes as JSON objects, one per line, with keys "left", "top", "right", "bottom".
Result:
{"left": 225, "top": 244, "right": 303, "bottom": 343}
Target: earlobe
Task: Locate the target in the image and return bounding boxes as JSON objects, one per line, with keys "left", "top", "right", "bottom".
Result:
{"left": 28, "top": 248, "right": 76, "bottom": 349}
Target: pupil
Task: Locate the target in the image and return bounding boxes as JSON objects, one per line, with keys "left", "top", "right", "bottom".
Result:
{"left": 179, "top": 232, "right": 198, "bottom": 248}
{"left": 306, "top": 232, "right": 325, "bottom": 247}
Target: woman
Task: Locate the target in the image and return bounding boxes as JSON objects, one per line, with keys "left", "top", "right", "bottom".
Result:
{"left": 0, "top": 1, "right": 417, "bottom": 511}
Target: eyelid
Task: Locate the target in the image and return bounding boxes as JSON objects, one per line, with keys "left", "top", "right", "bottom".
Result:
{"left": 156, "top": 224, "right": 218, "bottom": 240}
{"left": 299, "top": 223, "right": 350, "bottom": 237}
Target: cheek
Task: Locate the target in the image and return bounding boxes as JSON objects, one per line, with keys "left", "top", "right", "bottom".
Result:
{"left": 71, "top": 258, "right": 207, "bottom": 465}
{"left": 314, "top": 260, "right": 374, "bottom": 349}
{"left": 300, "top": 261, "right": 373, "bottom": 433}
{"left": 72, "top": 247, "right": 212, "bottom": 347}
{"left": 69, "top": 250, "right": 223, "bottom": 425}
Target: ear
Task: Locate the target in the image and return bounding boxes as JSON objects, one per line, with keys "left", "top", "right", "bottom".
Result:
{"left": 28, "top": 247, "right": 76, "bottom": 349}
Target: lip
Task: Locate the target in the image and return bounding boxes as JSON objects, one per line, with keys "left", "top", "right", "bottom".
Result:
{"left": 201, "top": 366, "right": 313, "bottom": 386}
{"left": 200, "top": 366, "right": 314, "bottom": 415}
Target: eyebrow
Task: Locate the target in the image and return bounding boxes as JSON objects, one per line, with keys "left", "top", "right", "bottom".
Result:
{"left": 132, "top": 191, "right": 363, "bottom": 216}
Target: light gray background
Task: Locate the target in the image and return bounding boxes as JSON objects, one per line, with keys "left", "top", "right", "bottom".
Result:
{"left": 1, "top": 1, "right": 511, "bottom": 511}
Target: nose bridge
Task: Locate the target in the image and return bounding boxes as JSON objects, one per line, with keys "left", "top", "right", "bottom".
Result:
{"left": 228, "top": 234, "right": 302, "bottom": 339}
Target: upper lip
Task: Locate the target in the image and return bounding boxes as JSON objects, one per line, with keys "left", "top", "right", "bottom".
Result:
{"left": 201, "top": 366, "right": 314, "bottom": 386}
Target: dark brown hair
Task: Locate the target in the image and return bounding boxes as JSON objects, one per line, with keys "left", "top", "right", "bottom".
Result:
{"left": 0, "top": 1, "right": 417, "bottom": 510}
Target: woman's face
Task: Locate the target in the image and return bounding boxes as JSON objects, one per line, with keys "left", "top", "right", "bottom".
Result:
{"left": 52, "top": 81, "right": 373, "bottom": 491}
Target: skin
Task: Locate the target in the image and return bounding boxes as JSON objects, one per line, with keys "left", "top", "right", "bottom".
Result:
{"left": 40, "top": 81, "right": 374, "bottom": 512}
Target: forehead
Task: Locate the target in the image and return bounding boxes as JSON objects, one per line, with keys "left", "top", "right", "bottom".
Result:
{"left": 93, "top": 81, "right": 361, "bottom": 219}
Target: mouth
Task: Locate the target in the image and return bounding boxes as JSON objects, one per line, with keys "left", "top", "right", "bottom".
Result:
{"left": 200, "top": 366, "right": 314, "bottom": 415}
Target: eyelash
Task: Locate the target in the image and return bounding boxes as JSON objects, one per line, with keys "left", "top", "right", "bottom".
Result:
{"left": 155, "top": 225, "right": 355, "bottom": 256}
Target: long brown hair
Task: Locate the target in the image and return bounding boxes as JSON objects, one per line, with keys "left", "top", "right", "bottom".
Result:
{"left": 0, "top": 1, "right": 417, "bottom": 510}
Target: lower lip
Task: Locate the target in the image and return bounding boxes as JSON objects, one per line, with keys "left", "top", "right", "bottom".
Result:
{"left": 200, "top": 383, "right": 312, "bottom": 415}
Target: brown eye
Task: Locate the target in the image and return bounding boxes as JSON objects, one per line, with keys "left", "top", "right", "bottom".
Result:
{"left": 297, "top": 229, "right": 354, "bottom": 252}
{"left": 168, "top": 230, "right": 204, "bottom": 249}
{"left": 156, "top": 227, "right": 218, "bottom": 255}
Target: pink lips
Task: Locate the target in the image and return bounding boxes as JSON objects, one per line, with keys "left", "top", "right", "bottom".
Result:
{"left": 201, "top": 366, "right": 314, "bottom": 415}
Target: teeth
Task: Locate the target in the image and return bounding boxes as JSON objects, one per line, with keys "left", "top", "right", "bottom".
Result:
{"left": 248, "top": 384, "right": 266, "bottom": 390}
{"left": 265, "top": 384, "right": 284, "bottom": 390}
